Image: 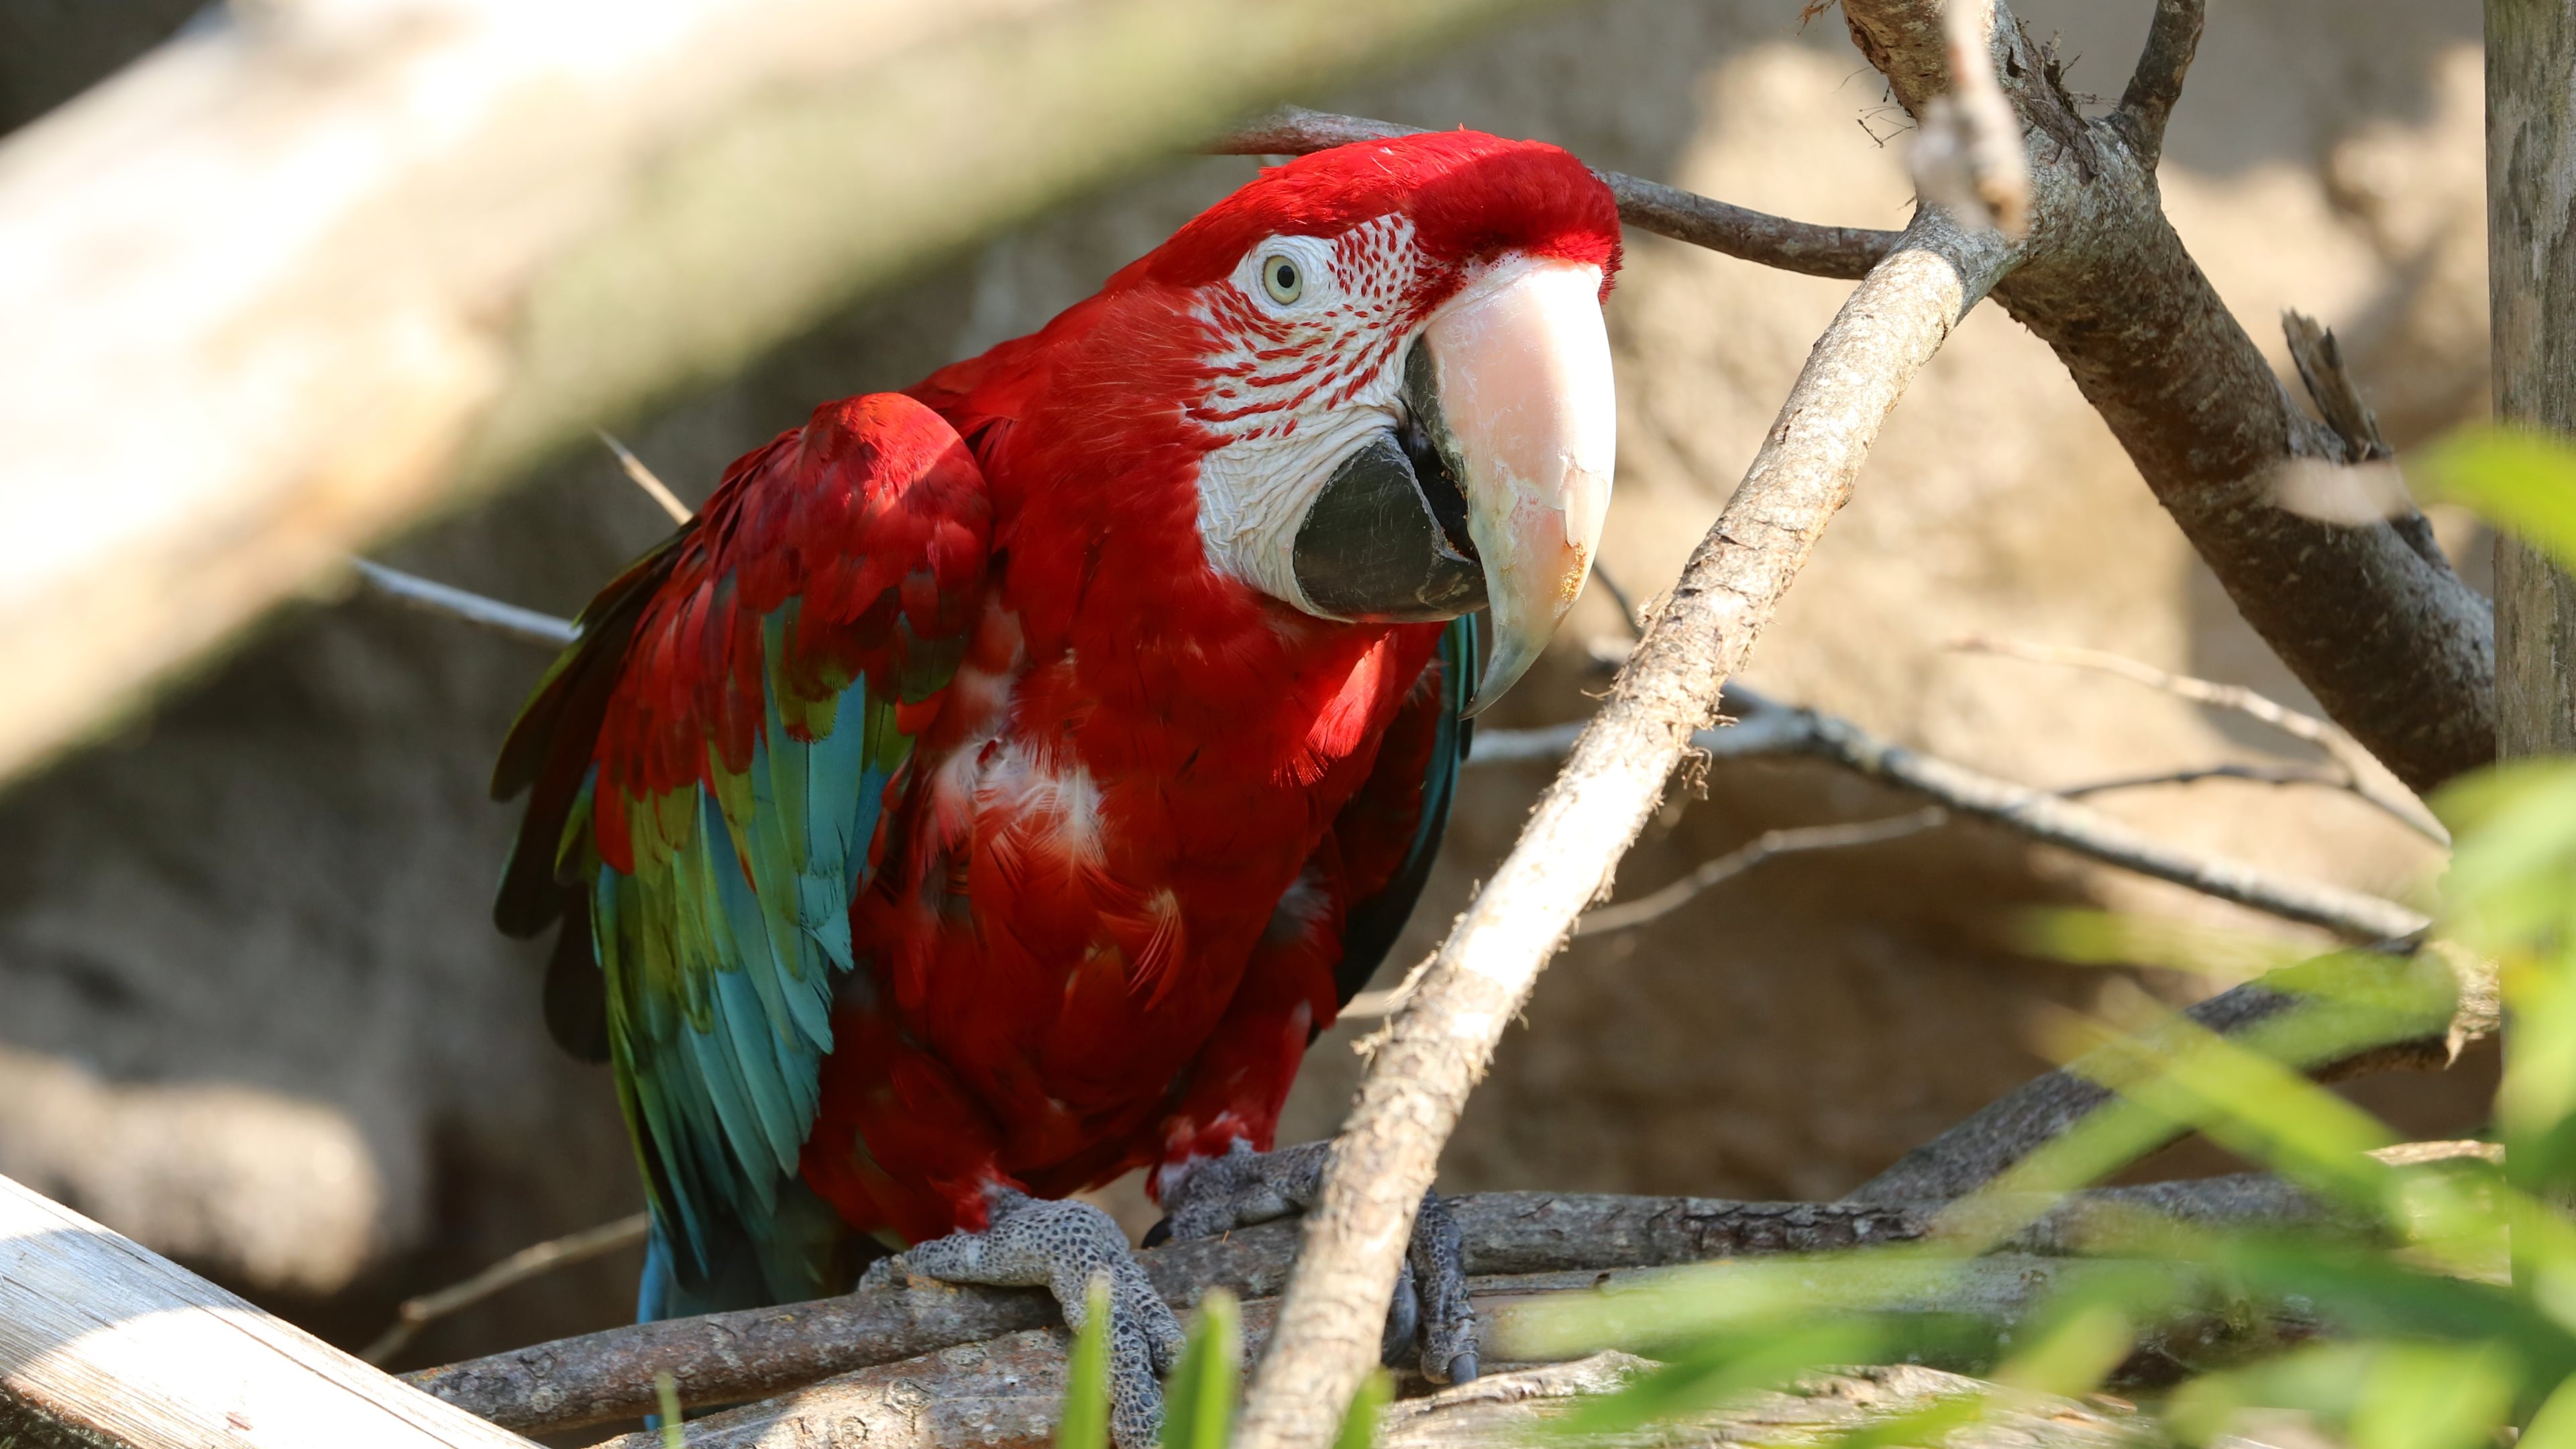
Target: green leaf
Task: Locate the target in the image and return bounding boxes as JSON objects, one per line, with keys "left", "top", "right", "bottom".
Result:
{"left": 2520, "top": 1373, "right": 2576, "bottom": 1449}
{"left": 1554, "top": 1320, "right": 1896, "bottom": 1439}
{"left": 1332, "top": 1369, "right": 1391, "bottom": 1449}
{"left": 655, "top": 1371, "right": 685, "bottom": 1449}
{"left": 1820, "top": 1391, "right": 1990, "bottom": 1449}
{"left": 1059, "top": 1274, "right": 1114, "bottom": 1449}
{"left": 2435, "top": 762, "right": 2576, "bottom": 947}
{"left": 1992, "top": 1300, "right": 2134, "bottom": 1399}
{"left": 2009, "top": 907, "right": 2310, "bottom": 982}
{"left": 2350, "top": 1344, "right": 2518, "bottom": 1449}
{"left": 2414, "top": 426, "right": 2576, "bottom": 577}
{"left": 1161, "top": 1289, "right": 1240, "bottom": 1449}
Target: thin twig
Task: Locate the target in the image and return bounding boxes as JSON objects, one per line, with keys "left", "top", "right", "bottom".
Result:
{"left": 1586, "top": 559, "right": 1648, "bottom": 639}
{"left": 364, "top": 1214, "right": 651, "bottom": 1365}
{"left": 596, "top": 431, "right": 695, "bottom": 525}
{"left": 582, "top": 1287, "right": 2226, "bottom": 1448}
{"left": 1215, "top": 107, "right": 1901, "bottom": 282}
{"left": 1912, "top": 0, "right": 2031, "bottom": 237}
{"left": 1573, "top": 808, "right": 1947, "bottom": 937}
{"left": 1716, "top": 694, "right": 2430, "bottom": 943}
{"left": 2055, "top": 761, "right": 2347, "bottom": 799}
{"left": 1475, "top": 687, "right": 2426, "bottom": 945}
{"left": 350, "top": 559, "right": 577, "bottom": 650}
{"left": 1228, "top": 207, "right": 2015, "bottom": 1449}
{"left": 414, "top": 1179, "right": 2329, "bottom": 1436}
{"left": 1951, "top": 635, "right": 2448, "bottom": 843}
{"left": 1464, "top": 720, "right": 1588, "bottom": 767}
{"left": 2113, "top": 0, "right": 2208, "bottom": 169}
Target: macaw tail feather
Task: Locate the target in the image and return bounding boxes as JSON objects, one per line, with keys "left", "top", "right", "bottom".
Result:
{"left": 635, "top": 1181, "right": 879, "bottom": 1322}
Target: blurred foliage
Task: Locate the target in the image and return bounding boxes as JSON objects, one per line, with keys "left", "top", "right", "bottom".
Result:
{"left": 1048, "top": 426, "right": 2576, "bottom": 1447}
{"left": 1508, "top": 425, "right": 2576, "bottom": 1445}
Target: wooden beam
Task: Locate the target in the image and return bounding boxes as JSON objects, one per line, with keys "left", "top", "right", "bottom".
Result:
{"left": 0, "top": 1172, "right": 537, "bottom": 1448}
{"left": 0, "top": 0, "right": 1544, "bottom": 786}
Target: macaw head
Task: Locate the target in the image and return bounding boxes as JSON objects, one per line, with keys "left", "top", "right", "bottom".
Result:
{"left": 1132, "top": 131, "right": 1623, "bottom": 714}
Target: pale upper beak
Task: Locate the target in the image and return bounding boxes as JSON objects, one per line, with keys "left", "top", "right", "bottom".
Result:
{"left": 1417, "top": 258, "right": 1616, "bottom": 714}
{"left": 1287, "top": 255, "right": 1617, "bottom": 716}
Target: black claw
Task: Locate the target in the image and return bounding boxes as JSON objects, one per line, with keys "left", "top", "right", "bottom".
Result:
{"left": 1140, "top": 1216, "right": 1173, "bottom": 1249}
{"left": 1379, "top": 1265, "right": 1421, "bottom": 1366}
{"left": 1447, "top": 1350, "right": 1478, "bottom": 1385}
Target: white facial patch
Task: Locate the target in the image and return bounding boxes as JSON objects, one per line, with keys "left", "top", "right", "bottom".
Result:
{"left": 1185, "top": 216, "right": 1424, "bottom": 614}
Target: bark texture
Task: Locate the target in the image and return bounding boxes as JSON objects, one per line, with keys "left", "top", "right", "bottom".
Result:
{"left": 411, "top": 1179, "right": 2318, "bottom": 1435}
{"left": 2487, "top": 0, "right": 2576, "bottom": 759}
{"left": 585, "top": 1350, "right": 2164, "bottom": 1449}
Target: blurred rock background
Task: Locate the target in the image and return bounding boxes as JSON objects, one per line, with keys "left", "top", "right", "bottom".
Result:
{"left": 0, "top": 0, "right": 2497, "bottom": 1373}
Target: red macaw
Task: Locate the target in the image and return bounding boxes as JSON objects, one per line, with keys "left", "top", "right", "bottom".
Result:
{"left": 493, "top": 129, "right": 1619, "bottom": 1442}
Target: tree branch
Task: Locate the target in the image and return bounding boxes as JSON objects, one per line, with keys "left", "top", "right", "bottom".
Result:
{"left": 1949, "top": 635, "right": 2447, "bottom": 843}
{"left": 583, "top": 1344, "right": 2167, "bottom": 1449}
{"left": 1215, "top": 106, "right": 1901, "bottom": 280}
{"left": 595, "top": 433, "right": 695, "bottom": 526}
{"left": 1572, "top": 808, "right": 1948, "bottom": 937}
{"left": 414, "top": 1179, "right": 2330, "bottom": 1437}
{"left": 350, "top": 561, "right": 578, "bottom": 651}
{"left": 2113, "top": 0, "right": 2208, "bottom": 170}
{"left": 2054, "top": 761, "right": 2349, "bottom": 799}
{"left": 1845, "top": 946, "right": 2500, "bottom": 1203}
{"left": 1909, "top": 0, "right": 2031, "bottom": 237}
{"left": 1705, "top": 690, "right": 2429, "bottom": 943}
{"left": 363, "top": 1214, "right": 649, "bottom": 1366}
{"left": 1228, "top": 207, "right": 2015, "bottom": 1449}
{"left": 1833, "top": 0, "right": 2495, "bottom": 796}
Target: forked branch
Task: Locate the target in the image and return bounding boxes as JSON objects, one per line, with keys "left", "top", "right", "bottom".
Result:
{"left": 2114, "top": 0, "right": 2209, "bottom": 169}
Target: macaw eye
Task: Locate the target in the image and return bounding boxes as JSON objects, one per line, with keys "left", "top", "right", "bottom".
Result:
{"left": 1260, "top": 254, "right": 1303, "bottom": 305}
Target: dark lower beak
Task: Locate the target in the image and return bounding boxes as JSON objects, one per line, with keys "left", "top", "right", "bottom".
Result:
{"left": 1290, "top": 257, "right": 1615, "bottom": 713}
{"left": 1288, "top": 344, "right": 1487, "bottom": 624}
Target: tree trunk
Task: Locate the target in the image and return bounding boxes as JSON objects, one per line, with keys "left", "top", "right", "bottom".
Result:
{"left": 2489, "top": 0, "right": 2576, "bottom": 758}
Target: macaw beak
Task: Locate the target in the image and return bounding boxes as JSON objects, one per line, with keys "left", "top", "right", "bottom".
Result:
{"left": 1417, "top": 258, "right": 1616, "bottom": 714}
{"left": 1290, "top": 257, "right": 1616, "bottom": 716}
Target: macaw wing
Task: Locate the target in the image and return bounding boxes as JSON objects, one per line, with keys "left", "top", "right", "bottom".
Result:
{"left": 491, "top": 394, "right": 991, "bottom": 1304}
{"left": 1330, "top": 615, "right": 1480, "bottom": 1009}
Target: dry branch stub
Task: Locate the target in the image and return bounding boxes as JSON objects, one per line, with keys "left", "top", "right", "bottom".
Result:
{"left": 1226, "top": 207, "right": 2016, "bottom": 1449}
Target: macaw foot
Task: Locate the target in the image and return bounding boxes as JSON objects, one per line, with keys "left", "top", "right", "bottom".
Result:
{"left": 865, "top": 1186, "right": 1183, "bottom": 1448}
{"left": 1148, "top": 1140, "right": 1479, "bottom": 1385}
